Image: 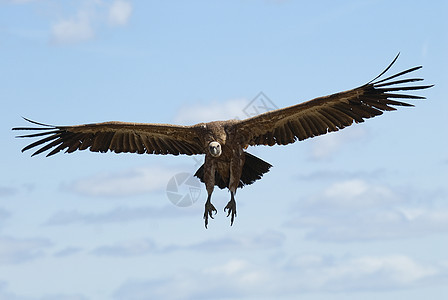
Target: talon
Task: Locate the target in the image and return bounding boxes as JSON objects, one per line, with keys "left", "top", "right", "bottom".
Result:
{"left": 224, "top": 198, "right": 237, "bottom": 226}
{"left": 204, "top": 199, "right": 217, "bottom": 229}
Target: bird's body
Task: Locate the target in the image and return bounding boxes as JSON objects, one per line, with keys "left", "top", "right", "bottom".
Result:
{"left": 13, "top": 54, "right": 432, "bottom": 227}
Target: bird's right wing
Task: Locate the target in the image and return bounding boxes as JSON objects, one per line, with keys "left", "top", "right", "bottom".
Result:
{"left": 13, "top": 118, "right": 205, "bottom": 157}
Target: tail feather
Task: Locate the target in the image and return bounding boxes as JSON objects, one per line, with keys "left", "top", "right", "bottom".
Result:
{"left": 194, "top": 152, "right": 272, "bottom": 189}
{"left": 239, "top": 152, "right": 272, "bottom": 187}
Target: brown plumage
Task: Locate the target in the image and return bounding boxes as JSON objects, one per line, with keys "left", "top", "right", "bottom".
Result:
{"left": 12, "top": 54, "right": 432, "bottom": 228}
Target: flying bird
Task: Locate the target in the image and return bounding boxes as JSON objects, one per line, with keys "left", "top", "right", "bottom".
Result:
{"left": 13, "top": 54, "right": 432, "bottom": 228}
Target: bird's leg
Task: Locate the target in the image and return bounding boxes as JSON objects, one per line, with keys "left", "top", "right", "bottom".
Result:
{"left": 203, "top": 192, "right": 217, "bottom": 228}
{"left": 224, "top": 147, "right": 244, "bottom": 226}
{"left": 224, "top": 190, "right": 237, "bottom": 226}
{"left": 203, "top": 158, "right": 216, "bottom": 228}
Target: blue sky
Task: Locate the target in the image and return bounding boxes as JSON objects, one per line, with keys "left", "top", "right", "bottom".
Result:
{"left": 1, "top": 0, "right": 447, "bottom": 299}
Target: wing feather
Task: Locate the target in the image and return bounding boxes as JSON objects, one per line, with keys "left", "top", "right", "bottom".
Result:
{"left": 141, "top": 136, "right": 155, "bottom": 154}
{"left": 299, "top": 117, "right": 313, "bottom": 137}
{"left": 122, "top": 132, "right": 130, "bottom": 153}
{"left": 284, "top": 122, "right": 295, "bottom": 142}
{"left": 151, "top": 137, "right": 164, "bottom": 154}
{"left": 32, "top": 139, "right": 63, "bottom": 157}
{"left": 78, "top": 134, "right": 94, "bottom": 151}
{"left": 22, "top": 134, "right": 60, "bottom": 152}
{"left": 133, "top": 134, "right": 146, "bottom": 154}
{"left": 317, "top": 112, "right": 338, "bottom": 132}
{"left": 291, "top": 120, "right": 308, "bottom": 140}
{"left": 235, "top": 54, "right": 432, "bottom": 146}
{"left": 66, "top": 133, "right": 83, "bottom": 153}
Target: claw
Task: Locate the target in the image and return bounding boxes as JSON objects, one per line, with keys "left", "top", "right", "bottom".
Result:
{"left": 224, "top": 192, "right": 237, "bottom": 226}
{"left": 203, "top": 199, "right": 217, "bottom": 229}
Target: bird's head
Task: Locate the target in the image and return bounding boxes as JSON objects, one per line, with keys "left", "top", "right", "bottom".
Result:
{"left": 208, "top": 141, "right": 222, "bottom": 157}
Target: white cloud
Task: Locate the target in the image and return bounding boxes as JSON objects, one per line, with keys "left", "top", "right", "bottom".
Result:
{"left": 287, "top": 179, "right": 448, "bottom": 241}
{"left": 113, "top": 258, "right": 269, "bottom": 300}
{"left": 319, "top": 178, "right": 398, "bottom": 208}
{"left": 174, "top": 93, "right": 281, "bottom": 125}
{"left": 174, "top": 98, "right": 248, "bottom": 124}
{"left": 112, "top": 254, "right": 446, "bottom": 299}
{"left": 286, "top": 254, "right": 439, "bottom": 291}
{"left": 351, "top": 255, "right": 436, "bottom": 284}
{"left": 309, "top": 126, "right": 367, "bottom": 160}
{"left": 204, "top": 259, "right": 269, "bottom": 286}
{"left": 51, "top": 11, "right": 94, "bottom": 45}
{"left": 108, "top": 0, "right": 133, "bottom": 26}
{"left": 48, "top": 1, "right": 133, "bottom": 45}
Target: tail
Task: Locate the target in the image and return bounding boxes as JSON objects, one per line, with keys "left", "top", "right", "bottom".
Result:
{"left": 194, "top": 152, "right": 272, "bottom": 189}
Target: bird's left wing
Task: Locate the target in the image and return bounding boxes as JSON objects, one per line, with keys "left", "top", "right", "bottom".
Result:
{"left": 234, "top": 54, "right": 432, "bottom": 146}
{"left": 13, "top": 119, "right": 205, "bottom": 157}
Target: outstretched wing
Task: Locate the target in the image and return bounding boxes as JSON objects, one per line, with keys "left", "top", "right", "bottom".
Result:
{"left": 13, "top": 119, "right": 204, "bottom": 157}
{"left": 235, "top": 54, "right": 433, "bottom": 146}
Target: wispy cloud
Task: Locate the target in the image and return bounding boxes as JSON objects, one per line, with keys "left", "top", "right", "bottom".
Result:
{"left": 62, "top": 165, "right": 180, "bottom": 197}
{"left": 51, "top": 11, "right": 95, "bottom": 45}
{"left": 0, "top": 184, "right": 34, "bottom": 198}
{"left": 53, "top": 246, "right": 83, "bottom": 258}
{"left": 295, "top": 168, "right": 386, "bottom": 181}
{"left": 0, "top": 208, "right": 10, "bottom": 220}
{"left": 0, "top": 209, "right": 11, "bottom": 231}
{"left": 174, "top": 92, "right": 281, "bottom": 125}
{"left": 0, "top": 281, "right": 89, "bottom": 300}
{"left": 91, "top": 230, "right": 285, "bottom": 257}
{"left": 47, "top": 0, "right": 133, "bottom": 45}
{"left": 45, "top": 204, "right": 195, "bottom": 226}
{"left": 38, "top": 294, "right": 89, "bottom": 300}
{"left": 0, "top": 186, "right": 18, "bottom": 197}
{"left": 108, "top": 0, "right": 133, "bottom": 26}
{"left": 112, "top": 254, "right": 446, "bottom": 299}
{"left": 175, "top": 230, "right": 285, "bottom": 253}
{"left": 0, "top": 281, "right": 28, "bottom": 300}
{"left": 0, "top": 236, "right": 51, "bottom": 265}
{"left": 92, "top": 238, "right": 157, "bottom": 257}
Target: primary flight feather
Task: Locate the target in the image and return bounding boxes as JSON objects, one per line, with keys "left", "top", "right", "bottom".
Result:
{"left": 13, "top": 54, "right": 432, "bottom": 228}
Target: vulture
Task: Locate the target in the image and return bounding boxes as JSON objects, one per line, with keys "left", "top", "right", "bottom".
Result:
{"left": 13, "top": 54, "right": 432, "bottom": 228}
